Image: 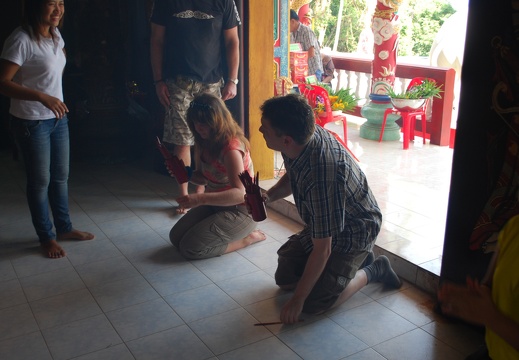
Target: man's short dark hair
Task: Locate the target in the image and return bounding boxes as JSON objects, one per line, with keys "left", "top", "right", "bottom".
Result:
{"left": 260, "top": 94, "right": 315, "bottom": 145}
{"left": 290, "top": 9, "right": 299, "bottom": 21}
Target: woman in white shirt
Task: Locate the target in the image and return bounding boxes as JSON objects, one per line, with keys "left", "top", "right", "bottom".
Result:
{"left": 0, "top": 0, "right": 94, "bottom": 258}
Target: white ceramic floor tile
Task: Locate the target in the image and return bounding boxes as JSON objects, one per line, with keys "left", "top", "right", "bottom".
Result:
{"left": 218, "top": 336, "right": 301, "bottom": 360}
{"left": 10, "top": 252, "right": 73, "bottom": 279}
{"left": 216, "top": 270, "right": 282, "bottom": 306}
{"left": 19, "top": 267, "right": 85, "bottom": 302}
{"left": 65, "top": 238, "right": 123, "bottom": 266}
{"left": 89, "top": 275, "right": 160, "bottom": 312}
{"left": 191, "top": 251, "right": 260, "bottom": 283}
{"left": 0, "top": 331, "right": 52, "bottom": 360}
{"left": 42, "top": 314, "right": 122, "bottom": 360}
{"left": 278, "top": 318, "right": 368, "bottom": 360}
{"left": 109, "top": 228, "right": 170, "bottom": 256}
{"left": 105, "top": 298, "right": 183, "bottom": 341}
{"left": 330, "top": 301, "right": 417, "bottom": 346}
{"left": 372, "top": 328, "right": 465, "bottom": 360}
{"left": 74, "top": 256, "right": 141, "bottom": 288}
{"left": 188, "top": 308, "right": 271, "bottom": 355}
{"left": 375, "top": 286, "right": 441, "bottom": 326}
{"left": 164, "top": 283, "right": 240, "bottom": 323}
{"left": 0, "top": 138, "right": 483, "bottom": 360}
{"left": 126, "top": 324, "right": 213, "bottom": 360}
{"left": 96, "top": 215, "right": 152, "bottom": 239}
{"left": 0, "top": 303, "right": 39, "bottom": 342}
{"left": 0, "top": 279, "right": 26, "bottom": 310}
{"left": 30, "top": 288, "right": 102, "bottom": 330}
{"left": 144, "top": 262, "right": 212, "bottom": 296}
{"left": 71, "top": 344, "right": 135, "bottom": 360}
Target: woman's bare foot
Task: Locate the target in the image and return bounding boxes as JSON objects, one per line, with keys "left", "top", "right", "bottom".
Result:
{"left": 41, "top": 240, "right": 66, "bottom": 258}
{"left": 175, "top": 206, "right": 187, "bottom": 215}
{"left": 246, "top": 230, "right": 267, "bottom": 245}
{"left": 224, "top": 229, "right": 267, "bottom": 254}
{"left": 57, "top": 229, "right": 95, "bottom": 241}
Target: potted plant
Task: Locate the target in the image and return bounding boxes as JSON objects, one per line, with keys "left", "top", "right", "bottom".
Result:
{"left": 385, "top": 79, "right": 443, "bottom": 111}
{"left": 321, "top": 85, "right": 359, "bottom": 114}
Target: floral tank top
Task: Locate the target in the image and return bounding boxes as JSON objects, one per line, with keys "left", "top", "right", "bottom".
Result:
{"left": 200, "top": 138, "right": 253, "bottom": 193}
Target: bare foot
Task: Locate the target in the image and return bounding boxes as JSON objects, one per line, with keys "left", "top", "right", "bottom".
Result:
{"left": 246, "top": 229, "right": 267, "bottom": 245}
{"left": 175, "top": 206, "right": 188, "bottom": 215}
{"left": 224, "top": 230, "right": 267, "bottom": 254}
{"left": 41, "top": 240, "right": 66, "bottom": 258}
{"left": 57, "top": 229, "right": 95, "bottom": 241}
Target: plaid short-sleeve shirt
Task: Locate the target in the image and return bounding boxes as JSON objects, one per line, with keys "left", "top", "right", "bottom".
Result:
{"left": 283, "top": 127, "right": 381, "bottom": 254}
{"left": 290, "top": 23, "right": 323, "bottom": 78}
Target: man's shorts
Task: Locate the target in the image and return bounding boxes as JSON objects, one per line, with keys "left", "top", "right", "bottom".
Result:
{"left": 275, "top": 229, "right": 370, "bottom": 314}
{"left": 163, "top": 76, "right": 222, "bottom": 146}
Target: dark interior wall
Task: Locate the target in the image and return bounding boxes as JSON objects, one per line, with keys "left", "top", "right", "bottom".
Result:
{"left": 0, "top": 0, "right": 22, "bottom": 151}
{"left": 0, "top": 1, "right": 245, "bottom": 161}
{"left": 61, "top": 0, "right": 155, "bottom": 163}
{"left": 0, "top": 0, "right": 158, "bottom": 160}
{"left": 441, "top": 2, "right": 519, "bottom": 283}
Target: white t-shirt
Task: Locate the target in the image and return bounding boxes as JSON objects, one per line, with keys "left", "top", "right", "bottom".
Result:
{"left": 1, "top": 26, "right": 66, "bottom": 120}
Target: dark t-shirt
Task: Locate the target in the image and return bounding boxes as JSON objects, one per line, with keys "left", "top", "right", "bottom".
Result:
{"left": 151, "top": 0, "right": 241, "bottom": 83}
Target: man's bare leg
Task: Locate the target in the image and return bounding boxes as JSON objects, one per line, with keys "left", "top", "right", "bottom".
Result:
{"left": 328, "top": 255, "right": 401, "bottom": 311}
{"left": 224, "top": 230, "right": 267, "bottom": 254}
{"left": 173, "top": 144, "right": 191, "bottom": 214}
{"left": 329, "top": 270, "right": 369, "bottom": 310}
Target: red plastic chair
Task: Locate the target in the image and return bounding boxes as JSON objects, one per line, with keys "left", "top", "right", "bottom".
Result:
{"left": 298, "top": 84, "right": 359, "bottom": 161}
{"left": 379, "top": 77, "right": 433, "bottom": 150}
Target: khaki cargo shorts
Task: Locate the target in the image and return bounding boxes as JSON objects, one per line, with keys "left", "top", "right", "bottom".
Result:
{"left": 163, "top": 76, "right": 222, "bottom": 146}
{"left": 275, "top": 229, "right": 370, "bottom": 314}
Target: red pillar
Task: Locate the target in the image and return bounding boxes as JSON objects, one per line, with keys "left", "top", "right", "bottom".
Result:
{"left": 370, "top": 0, "right": 403, "bottom": 95}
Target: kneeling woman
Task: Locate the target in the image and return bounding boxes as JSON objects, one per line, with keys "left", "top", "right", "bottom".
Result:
{"left": 170, "top": 94, "right": 266, "bottom": 259}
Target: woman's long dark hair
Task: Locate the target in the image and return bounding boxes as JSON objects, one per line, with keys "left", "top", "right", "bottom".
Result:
{"left": 186, "top": 93, "right": 250, "bottom": 162}
{"left": 22, "top": 0, "right": 64, "bottom": 42}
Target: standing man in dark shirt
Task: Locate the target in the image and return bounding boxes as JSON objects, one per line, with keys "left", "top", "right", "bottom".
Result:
{"left": 150, "top": 0, "right": 241, "bottom": 213}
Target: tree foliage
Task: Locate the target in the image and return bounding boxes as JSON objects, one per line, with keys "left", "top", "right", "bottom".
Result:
{"left": 309, "top": 0, "right": 456, "bottom": 56}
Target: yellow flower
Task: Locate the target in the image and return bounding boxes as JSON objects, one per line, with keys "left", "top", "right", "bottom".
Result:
{"left": 332, "top": 100, "right": 345, "bottom": 111}
{"left": 314, "top": 103, "right": 325, "bottom": 114}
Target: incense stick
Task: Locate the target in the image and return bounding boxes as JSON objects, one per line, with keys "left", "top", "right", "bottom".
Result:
{"left": 253, "top": 320, "right": 304, "bottom": 326}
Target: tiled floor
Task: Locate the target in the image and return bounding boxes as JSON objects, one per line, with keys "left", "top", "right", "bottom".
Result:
{"left": 0, "top": 119, "right": 484, "bottom": 360}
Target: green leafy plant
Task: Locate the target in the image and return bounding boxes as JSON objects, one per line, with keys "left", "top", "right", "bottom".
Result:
{"left": 321, "top": 85, "right": 360, "bottom": 112}
{"left": 385, "top": 79, "right": 443, "bottom": 99}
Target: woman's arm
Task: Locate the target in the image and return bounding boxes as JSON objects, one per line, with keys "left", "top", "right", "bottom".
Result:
{"left": 0, "top": 59, "right": 68, "bottom": 119}
{"left": 189, "top": 170, "right": 208, "bottom": 186}
{"left": 176, "top": 149, "right": 246, "bottom": 208}
{"left": 439, "top": 278, "right": 519, "bottom": 352}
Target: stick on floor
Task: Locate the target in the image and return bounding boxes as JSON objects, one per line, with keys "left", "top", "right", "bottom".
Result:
{"left": 253, "top": 320, "right": 304, "bottom": 326}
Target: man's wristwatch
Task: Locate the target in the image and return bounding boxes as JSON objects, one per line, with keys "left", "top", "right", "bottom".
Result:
{"left": 228, "top": 78, "right": 239, "bottom": 85}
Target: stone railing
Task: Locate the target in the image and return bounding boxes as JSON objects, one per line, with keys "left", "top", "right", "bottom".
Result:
{"left": 329, "top": 53, "right": 456, "bottom": 146}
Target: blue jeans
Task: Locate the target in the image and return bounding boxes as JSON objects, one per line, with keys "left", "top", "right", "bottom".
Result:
{"left": 13, "top": 116, "right": 73, "bottom": 242}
